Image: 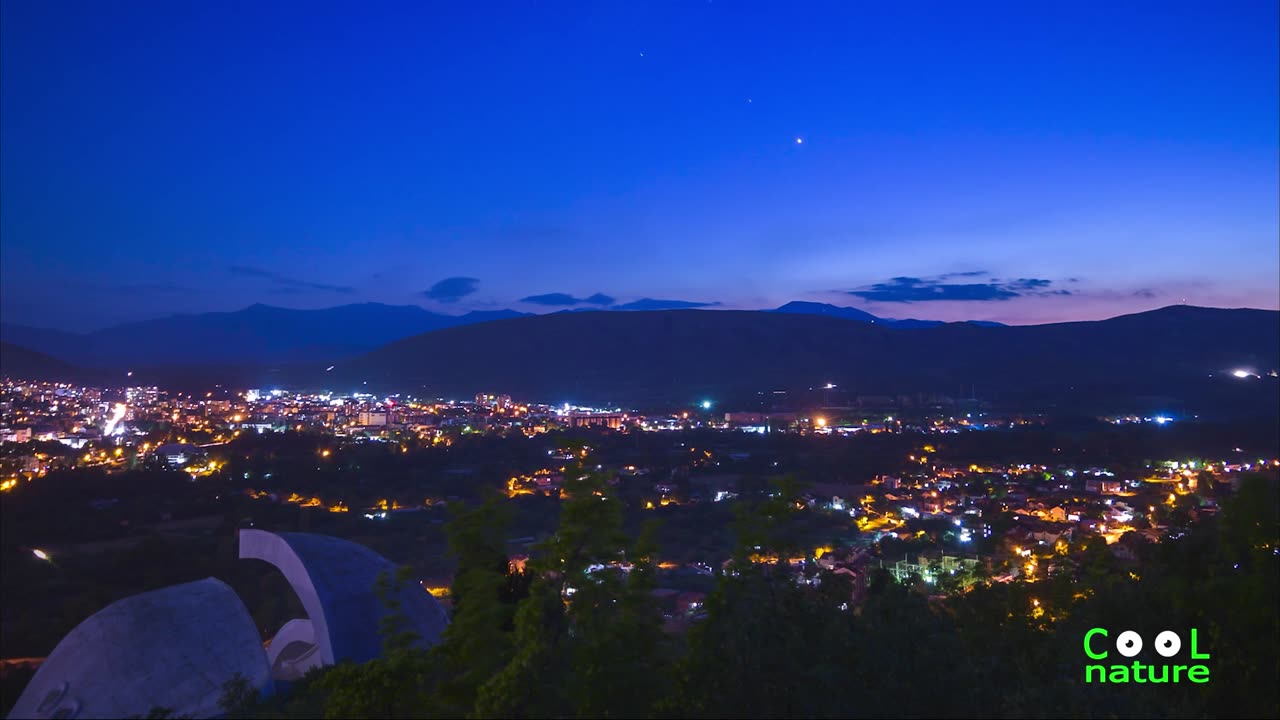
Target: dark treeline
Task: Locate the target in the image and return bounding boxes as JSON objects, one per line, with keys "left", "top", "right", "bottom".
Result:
{"left": 231, "top": 469, "right": 1278, "bottom": 720}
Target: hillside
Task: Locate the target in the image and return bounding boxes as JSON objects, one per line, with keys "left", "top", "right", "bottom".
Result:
{"left": 0, "top": 304, "right": 531, "bottom": 367}
{"left": 0, "top": 342, "right": 82, "bottom": 382}
{"left": 331, "top": 306, "right": 1280, "bottom": 414}
{"left": 769, "top": 301, "right": 1005, "bottom": 328}
{"left": 0, "top": 302, "right": 1011, "bottom": 368}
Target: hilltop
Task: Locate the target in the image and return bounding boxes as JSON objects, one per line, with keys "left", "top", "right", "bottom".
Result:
{"left": 328, "top": 305, "right": 1279, "bottom": 413}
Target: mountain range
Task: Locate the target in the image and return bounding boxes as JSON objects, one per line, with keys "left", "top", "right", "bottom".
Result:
{"left": 2, "top": 304, "right": 1276, "bottom": 417}
{"left": 0, "top": 342, "right": 80, "bottom": 383}
{"left": 0, "top": 304, "right": 529, "bottom": 367}
{"left": 768, "top": 301, "right": 1005, "bottom": 328}
{"left": 0, "top": 302, "right": 999, "bottom": 367}
{"left": 323, "top": 305, "right": 1278, "bottom": 414}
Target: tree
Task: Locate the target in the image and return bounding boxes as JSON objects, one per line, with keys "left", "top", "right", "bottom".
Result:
{"left": 317, "top": 568, "right": 439, "bottom": 719}
{"left": 669, "top": 476, "right": 858, "bottom": 718}
{"left": 476, "top": 467, "right": 669, "bottom": 718}
{"left": 1194, "top": 469, "right": 1216, "bottom": 498}
{"left": 431, "top": 497, "right": 526, "bottom": 716}
{"left": 217, "top": 673, "right": 259, "bottom": 718}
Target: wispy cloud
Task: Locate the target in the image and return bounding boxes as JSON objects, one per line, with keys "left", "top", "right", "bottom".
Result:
{"left": 119, "top": 282, "right": 193, "bottom": 294}
{"left": 423, "top": 276, "right": 480, "bottom": 303}
{"left": 614, "top": 298, "right": 723, "bottom": 311}
{"left": 848, "top": 275, "right": 1071, "bottom": 303}
{"left": 520, "top": 292, "right": 616, "bottom": 307}
{"left": 228, "top": 265, "right": 355, "bottom": 294}
{"left": 77, "top": 280, "right": 193, "bottom": 294}
{"left": 936, "top": 270, "right": 992, "bottom": 280}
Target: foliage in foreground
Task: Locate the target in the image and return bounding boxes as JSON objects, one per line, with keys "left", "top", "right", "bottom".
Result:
{"left": 231, "top": 472, "right": 1279, "bottom": 719}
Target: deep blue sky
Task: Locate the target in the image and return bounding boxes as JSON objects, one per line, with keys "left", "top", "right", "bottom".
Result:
{"left": 2, "top": 0, "right": 1276, "bottom": 331}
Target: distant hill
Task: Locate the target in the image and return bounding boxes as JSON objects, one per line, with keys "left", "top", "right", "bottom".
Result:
{"left": 329, "top": 306, "right": 1279, "bottom": 414}
{"left": 0, "top": 341, "right": 82, "bottom": 382}
{"left": 1, "top": 304, "right": 532, "bottom": 367}
{"left": 769, "top": 301, "right": 884, "bottom": 323}
{"left": 769, "top": 301, "right": 1005, "bottom": 328}
{"left": 1, "top": 301, "right": 1003, "bottom": 368}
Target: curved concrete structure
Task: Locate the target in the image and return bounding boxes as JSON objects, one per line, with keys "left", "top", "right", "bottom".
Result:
{"left": 239, "top": 530, "right": 449, "bottom": 666}
{"left": 8, "top": 578, "right": 271, "bottom": 720}
{"left": 265, "top": 618, "right": 324, "bottom": 681}
{"left": 9, "top": 532, "right": 448, "bottom": 718}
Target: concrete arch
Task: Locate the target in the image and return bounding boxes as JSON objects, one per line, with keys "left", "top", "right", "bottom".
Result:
{"left": 265, "top": 618, "right": 323, "bottom": 681}
{"left": 238, "top": 529, "right": 448, "bottom": 666}
{"left": 8, "top": 578, "right": 271, "bottom": 720}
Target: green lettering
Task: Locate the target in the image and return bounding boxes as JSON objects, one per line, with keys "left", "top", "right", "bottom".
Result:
{"left": 1190, "top": 628, "right": 1210, "bottom": 659}
{"left": 1149, "top": 664, "right": 1169, "bottom": 683}
{"left": 1132, "top": 660, "right": 1147, "bottom": 683}
{"left": 1085, "top": 665, "right": 1107, "bottom": 682}
{"left": 1084, "top": 627, "right": 1109, "bottom": 660}
{"left": 1188, "top": 665, "right": 1210, "bottom": 683}
{"left": 1109, "top": 665, "right": 1130, "bottom": 683}
{"left": 1173, "top": 665, "right": 1187, "bottom": 682}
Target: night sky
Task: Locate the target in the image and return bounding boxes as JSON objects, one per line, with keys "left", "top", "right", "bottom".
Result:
{"left": 2, "top": 1, "right": 1276, "bottom": 332}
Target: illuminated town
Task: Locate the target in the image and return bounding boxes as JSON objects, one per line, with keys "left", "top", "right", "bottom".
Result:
{"left": 2, "top": 1, "right": 1277, "bottom": 716}
{"left": 4, "top": 376, "right": 1274, "bottom": 597}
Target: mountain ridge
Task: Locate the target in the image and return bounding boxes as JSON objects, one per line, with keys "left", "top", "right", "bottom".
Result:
{"left": 3, "top": 301, "right": 1273, "bottom": 382}
{"left": 0, "top": 303, "right": 532, "bottom": 367}
{"left": 768, "top": 301, "right": 1006, "bottom": 328}
{"left": 0, "top": 301, "right": 1015, "bottom": 367}
{"left": 324, "top": 305, "right": 1279, "bottom": 413}
{"left": 0, "top": 341, "right": 81, "bottom": 383}
{"left": 2, "top": 305, "right": 1276, "bottom": 417}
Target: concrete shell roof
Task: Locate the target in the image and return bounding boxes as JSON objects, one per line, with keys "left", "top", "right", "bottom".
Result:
{"left": 8, "top": 578, "right": 270, "bottom": 720}
{"left": 239, "top": 530, "right": 449, "bottom": 665}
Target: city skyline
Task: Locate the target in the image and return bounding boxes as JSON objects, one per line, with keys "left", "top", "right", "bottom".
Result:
{"left": 2, "top": 1, "right": 1277, "bottom": 332}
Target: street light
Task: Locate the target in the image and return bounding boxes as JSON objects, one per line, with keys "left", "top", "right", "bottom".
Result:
{"left": 32, "top": 548, "right": 50, "bottom": 561}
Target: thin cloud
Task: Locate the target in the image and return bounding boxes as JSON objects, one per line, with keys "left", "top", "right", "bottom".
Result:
{"left": 423, "top": 276, "right": 480, "bottom": 303}
{"left": 122, "top": 282, "right": 191, "bottom": 293}
{"left": 937, "top": 270, "right": 991, "bottom": 280}
{"left": 848, "top": 275, "right": 1070, "bottom": 303}
{"left": 521, "top": 293, "right": 580, "bottom": 306}
{"left": 228, "top": 265, "right": 355, "bottom": 294}
{"left": 521, "top": 292, "right": 616, "bottom": 307}
{"left": 102, "top": 280, "right": 193, "bottom": 292}
{"left": 614, "top": 298, "right": 723, "bottom": 311}
{"left": 77, "top": 280, "right": 193, "bottom": 294}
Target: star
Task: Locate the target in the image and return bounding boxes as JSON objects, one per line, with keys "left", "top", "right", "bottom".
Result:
{"left": 795, "top": 137, "right": 804, "bottom": 144}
